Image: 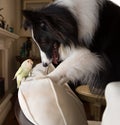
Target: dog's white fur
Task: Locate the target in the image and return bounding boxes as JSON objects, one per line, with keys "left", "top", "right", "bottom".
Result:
{"left": 32, "top": 0, "right": 105, "bottom": 85}
{"left": 47, "top": 47, "right": 104, "bottom": 85}
{"left": 53, "top": 0, "right": 105, "bottom": 46}
{"left": 33, "top": 33, "right": 104, "bottom": 85}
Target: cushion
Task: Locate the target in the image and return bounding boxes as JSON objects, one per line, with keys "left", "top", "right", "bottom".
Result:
{"left": 18, "top": 63, "right": 88, "bottom": 125}
{"left": 102, "top": 82, "right": 120, "bottom": 125}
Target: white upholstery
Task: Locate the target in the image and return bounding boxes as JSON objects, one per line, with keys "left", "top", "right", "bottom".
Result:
{"left": 88, "top": 82, "right": 120, "bottom": 125}
{"left": 18, "top": 63, "right": 120, "bottom": 125}
{"left": 101, "top": 82, "right": 120, "bottom": 125}
{"left": 18, "top": 63, "right": 88, "bottom": 125}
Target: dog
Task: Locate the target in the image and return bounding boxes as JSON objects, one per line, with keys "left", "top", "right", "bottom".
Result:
{"left": 22, "top": 0, "right": 120, "bottom": 94}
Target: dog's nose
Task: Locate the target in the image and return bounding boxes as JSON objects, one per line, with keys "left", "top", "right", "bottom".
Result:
{"left": 43, "top": 63, "right": 48, "bottom": 67}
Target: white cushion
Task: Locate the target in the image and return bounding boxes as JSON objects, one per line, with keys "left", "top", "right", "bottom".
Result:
{"left": 18, "top": 63, "right": 88, "bottom": 125}
{"left": 101, "top": 82, "right": 120, "bottom": 125}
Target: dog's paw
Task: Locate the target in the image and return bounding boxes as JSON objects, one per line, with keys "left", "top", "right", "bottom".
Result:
{"left": 47, "top": 74, "right": 68, "bottom": 85}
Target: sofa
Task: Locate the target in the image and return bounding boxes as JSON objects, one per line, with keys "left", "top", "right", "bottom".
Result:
{"left": 15, "top": 63, "right": 120, "bottom": 125}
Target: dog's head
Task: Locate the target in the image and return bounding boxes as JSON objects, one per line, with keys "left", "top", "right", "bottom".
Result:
{"left": 23, "top": 5, "right": 79, "bottom": 67}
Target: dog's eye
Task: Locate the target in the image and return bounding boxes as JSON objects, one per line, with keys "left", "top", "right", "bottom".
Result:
{"left": 40, "top": 22, "right": 45, "bottom": 27}
{"left": 40, "top": 22, "right": 46, "bottom": 30}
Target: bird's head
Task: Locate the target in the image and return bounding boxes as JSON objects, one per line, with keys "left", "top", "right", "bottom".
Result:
{"left": 22, "top": 59, "right": 33, "bottom": 68}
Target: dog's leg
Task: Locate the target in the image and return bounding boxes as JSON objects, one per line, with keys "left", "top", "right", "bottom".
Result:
{"left": 47, "top": 48, "right": 104, "bottom": 85}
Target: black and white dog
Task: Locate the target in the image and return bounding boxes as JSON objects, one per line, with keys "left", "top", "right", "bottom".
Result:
{"left": 23, "top": 0, "right": 120, "bottom": 93}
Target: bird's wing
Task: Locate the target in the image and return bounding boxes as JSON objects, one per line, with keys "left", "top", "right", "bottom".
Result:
{"left": 14, "top": 67, "right": 23, "bottom": 79}
{"left": 16, "top": 75, "right": 23, "bottom": 88}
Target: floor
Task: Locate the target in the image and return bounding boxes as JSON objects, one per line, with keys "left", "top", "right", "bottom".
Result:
{"left": 2, "top": 93, "right": 19, "bottom": 125}
{"left": 3, "top": 106, "right": 19, "bottom": 125}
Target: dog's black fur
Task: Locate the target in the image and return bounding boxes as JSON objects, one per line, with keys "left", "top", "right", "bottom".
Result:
{"left": 91, "top": 1, "right": 120, "bottom": 82}
{"left": 22, "top": 0, "right": 120, "bottom": 94}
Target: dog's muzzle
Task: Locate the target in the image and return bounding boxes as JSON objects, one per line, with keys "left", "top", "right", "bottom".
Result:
{"left": 41, "top": 43, "right": 59, "bottom": 67}
{"left": 43, "top": 62, "right": 49, "bottom": 67}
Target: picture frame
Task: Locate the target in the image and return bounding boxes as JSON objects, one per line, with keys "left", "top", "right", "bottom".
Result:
{"left": 23, "top": 0, "right": 52, "bottom": 10}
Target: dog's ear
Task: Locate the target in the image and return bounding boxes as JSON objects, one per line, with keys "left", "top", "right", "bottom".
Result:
{"left": 22, "top": 10, "right": 37, "bottom": 22}
{"left": 22, "top": 10, "right": 32, "bottom": 30}
{"left": 22, "top": 10, "right": 39, "bottom": 30}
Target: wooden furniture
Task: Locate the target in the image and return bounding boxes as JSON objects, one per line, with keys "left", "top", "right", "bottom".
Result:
{"left": 23, "top": 0, "right": 53, "bottom": 10}
{"left": 76, "top": 85, "right": 106, "bottom": 121}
